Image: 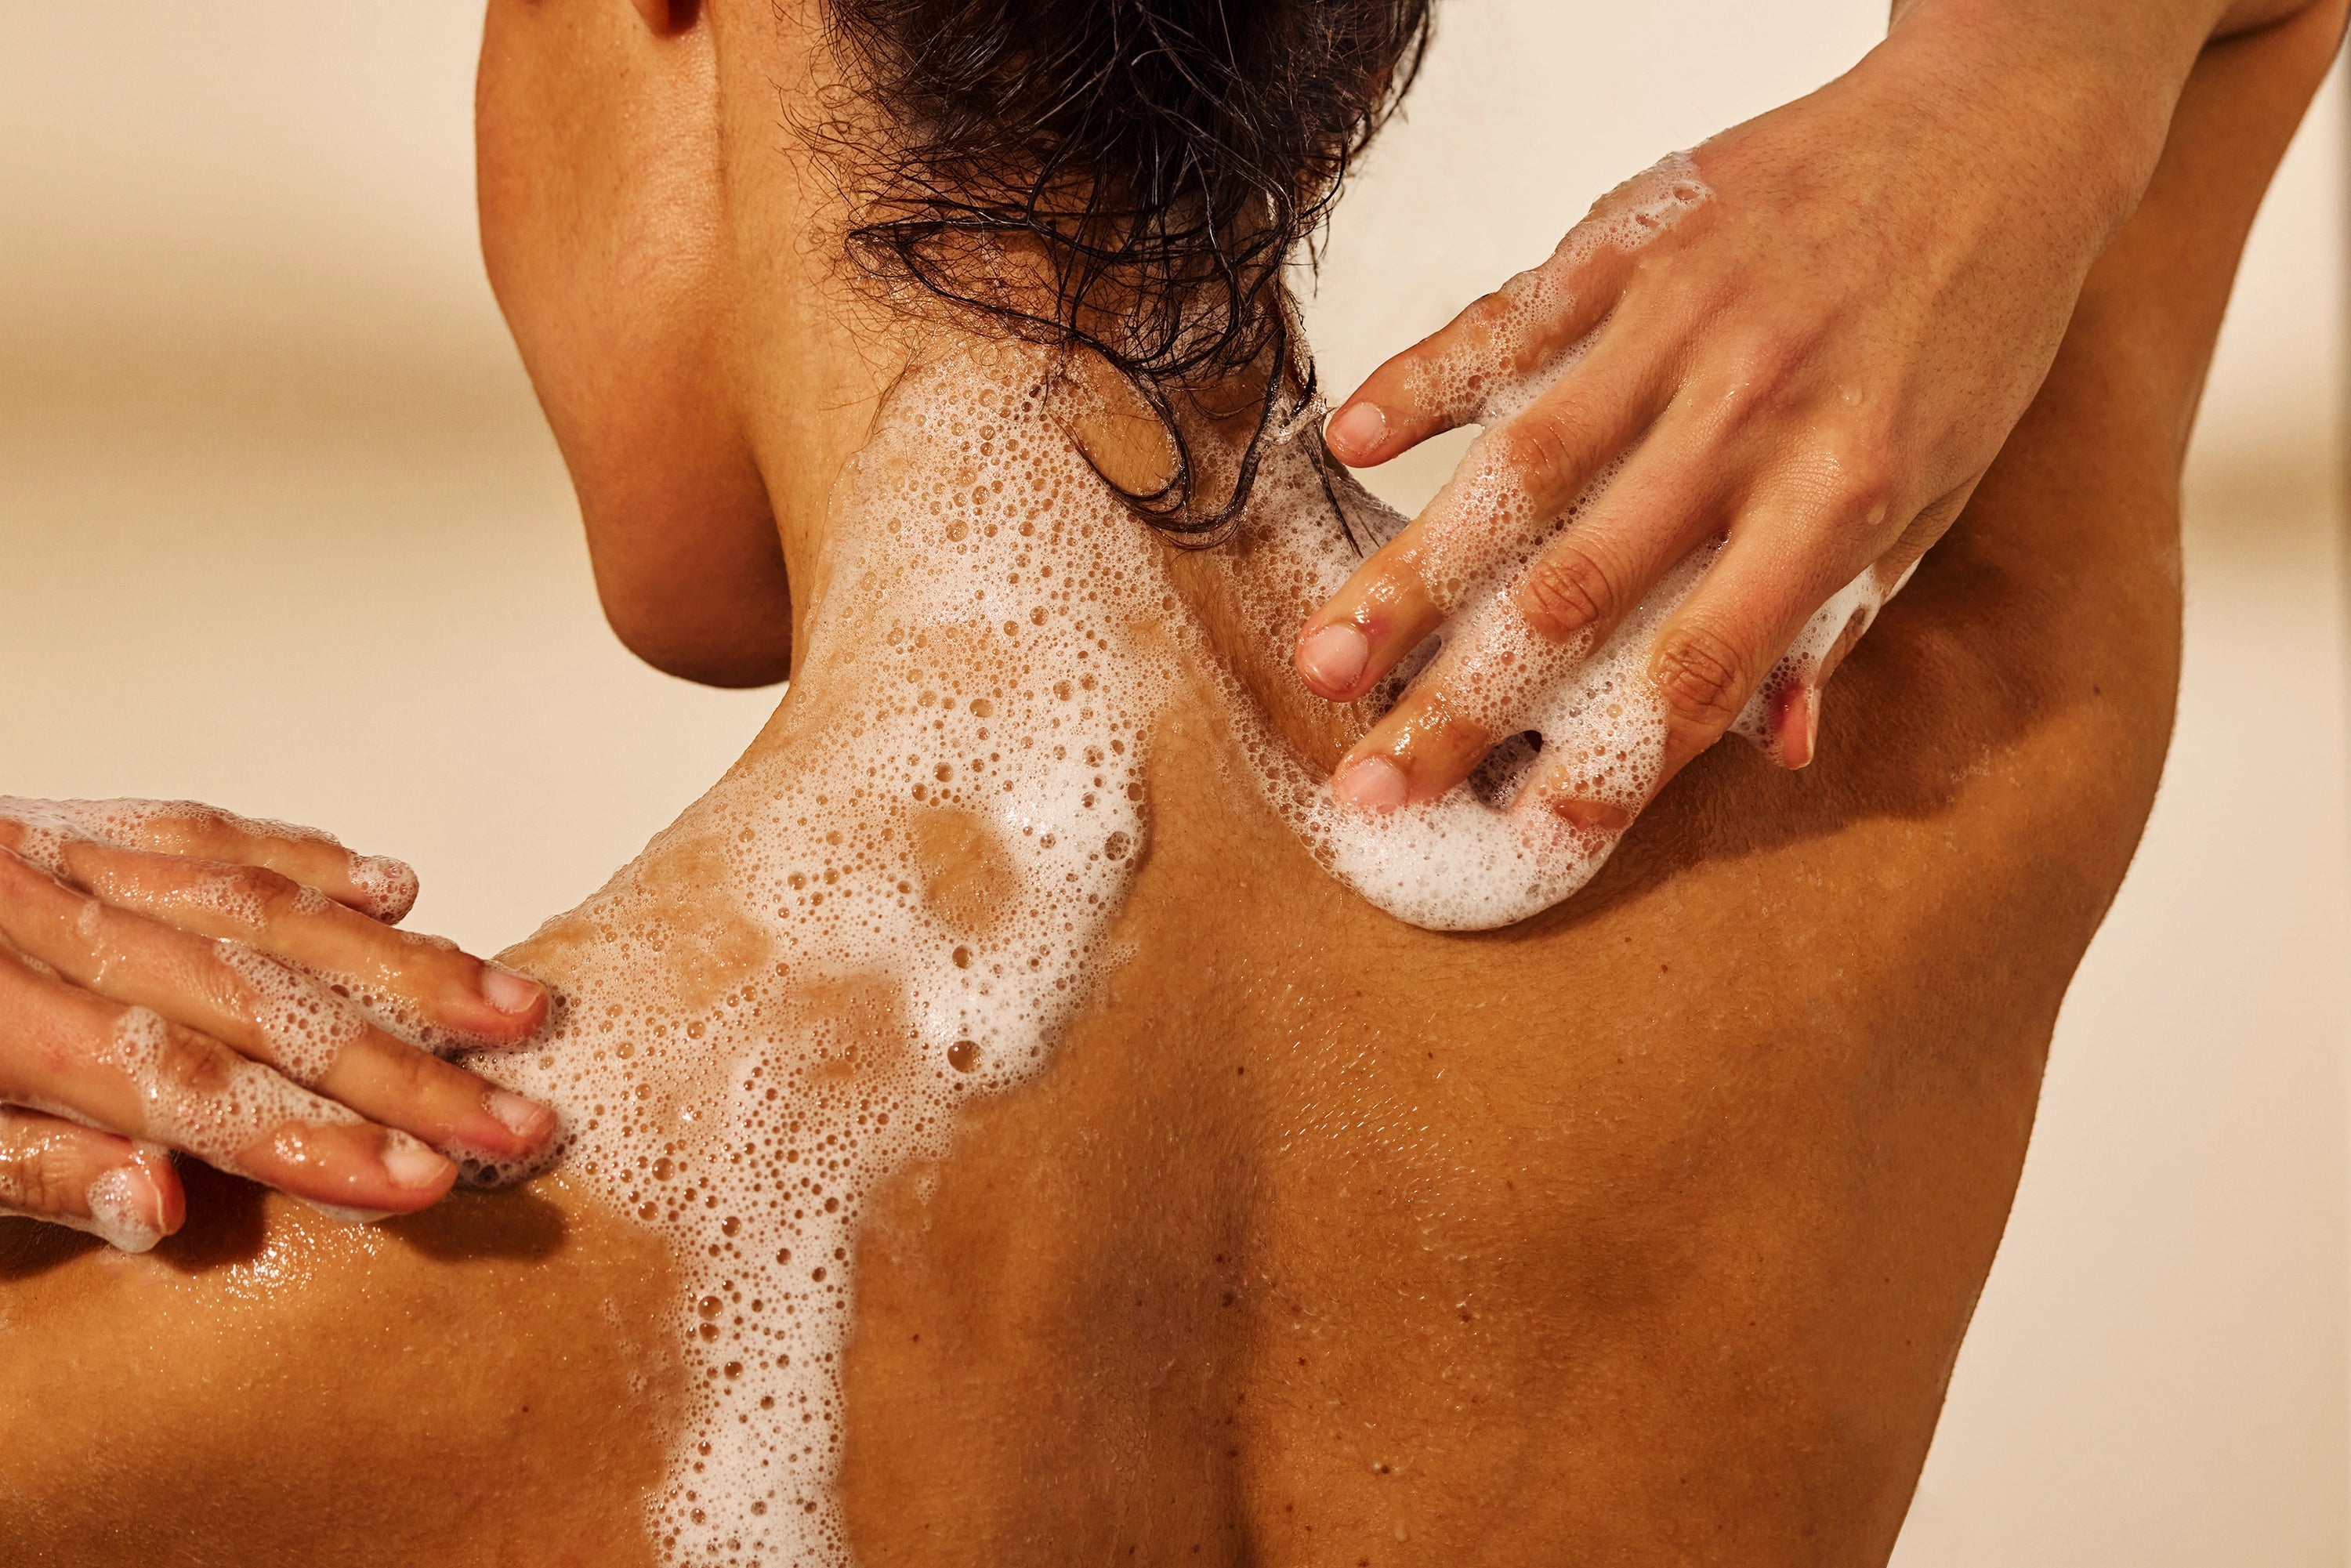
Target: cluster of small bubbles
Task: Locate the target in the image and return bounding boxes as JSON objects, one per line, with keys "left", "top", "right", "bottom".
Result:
{"left": 1188, "top": 388, "right": 1660, "bottom": 927}
{"left": 0, "top": 796, "right": 419, "bottom": 922}
{"left": 0, "top": 796, "right": 136, "bottom": 876}
{"left": 469, "top": 349, "right": 1181, "bottom": 1568}
{"left": 78, "top": 1006, "right": 416, "bottom": 1211}
{"left": 0, "top": 1116, "right": 168, "bottom": 1254}
{"left": 294, "top": 943, "right": 484, "bottom": 1061}
{"left": 1197, "top": 152, "right": 1896, "bottom": 929}
{"left": 213, "top": 940, "right": 369, "bottom": 1087}
{"left": 1728, "top": 559, "right": 1907, "bottom": 766}
{"left": 1236, "top": 447, "right": 1889, "bottom": 929}
{"left": 78, "top": 1161, "right": 164, "bottom": 1252}
{"left": 343, "top": 854, "right": 422, "bottom": 924}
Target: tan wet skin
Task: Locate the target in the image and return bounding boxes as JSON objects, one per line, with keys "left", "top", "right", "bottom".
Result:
{"left": 2, "top": 2, "right": 2341, "bottom": 1563}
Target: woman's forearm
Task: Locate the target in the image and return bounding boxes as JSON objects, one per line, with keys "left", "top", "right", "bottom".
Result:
{"left": 1889, "top": 0, "right": 2315, "bottom": 44}
{"left": 1874, "top": 0, "right": 2327, "bottom": 251}
{"left": 1299, "top": 0, "right": 2342, "bottom": 810}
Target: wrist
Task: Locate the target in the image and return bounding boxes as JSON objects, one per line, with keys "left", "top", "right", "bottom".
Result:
{"left": 1862, "top": 0, "right": 2215, "bottom": 247}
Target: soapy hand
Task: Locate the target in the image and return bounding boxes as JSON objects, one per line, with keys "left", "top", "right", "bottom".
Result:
{"left": 1292, "top": 20, "right": 2153, "bottom": 828}
{"left": 0, "top": 798, "right": 556, "bottom": 1251}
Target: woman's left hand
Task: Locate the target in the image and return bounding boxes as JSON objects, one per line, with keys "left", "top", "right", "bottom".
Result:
{"left": 1291, "top": 0, "right": 2244, "bottom": 824}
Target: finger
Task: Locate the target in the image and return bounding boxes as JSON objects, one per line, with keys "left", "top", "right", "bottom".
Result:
{"left": 0, "top": 1106, "right": 182, "bottom": 1253}
{"left": 1730, "top": 483, "right": 1972, "bottom": 770}
{"left": 37, "top": 835, "right": 546, "bottom": 1050}
{"left": 1310, "top": 386, "right": 1734, "bottom": 802}
{"left": 1297, "top": 331, "right": 1669, "bottom": 703}
{"left": 1499, "top": 392, "right": 1747, "bottom": 659}
{"left": 1293, "top": 542, "right": 1442, "bottom": 703}
{"left": 0, "top": 951, "right": 458, "bottom": 1217}
{"left": 1326, "top": 248, "right": 1629, "bottom": 467}
{"left": 0, "top": 798, "right": 418, "bottom": 922}
{"left": 0, "top": 849, "right": 554, "bottom": 1164}
{"left": 1324, "top": 584, "right": 1603, "bottom": 811}
{"left": 1506, "top": 492, "right": 1854, "bottom": 823}
{"left": 1327, "top": 674, "right": 1500, "bottom": 813}
{"left": 1327, "top": 151, "right": 1712, "bottom": 469}
{"left": 1322, "top": 390, "right": 1745, "bottom": 809}
{"left": 1648, "top": 507, "right": 1867, "bottom": 789}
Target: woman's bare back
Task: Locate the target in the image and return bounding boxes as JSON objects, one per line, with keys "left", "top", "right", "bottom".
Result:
{"left": 2, "top": 8, "right": 2337, "bottom": 1565}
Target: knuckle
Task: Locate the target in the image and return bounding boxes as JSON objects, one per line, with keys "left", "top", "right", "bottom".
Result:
{"left": 1495, "top": 404, "right": 1598, "bottom": 498}
{"left": 1464, "top": 279, "right": 1527, "bottom": 333}
{"left": 1717, "top": 330, "right": 1804, "bottom": 410}
{"left": 148, "top": 1023, "right": 241, "bottom": 1102}
{"left": 235, "top": 866, "right": 309, "bottom": 929}
{"left": 0, "top": 1121, "right": 78, "bottom": 1215}
{"left": 1516, "top": 547, "right": 1622, "bottom": 641}
{"left": 1655, "top": 623, "right": 1751, "bottom": 734}
{"left": 1805, "top": 429, "right": 1900, "bottom": 522}
{"left": 1831, "top": 458, "right": 1899, "bottom": 529}
{"left": 375, "top": 1039, "right": 443, "bottom": 1104}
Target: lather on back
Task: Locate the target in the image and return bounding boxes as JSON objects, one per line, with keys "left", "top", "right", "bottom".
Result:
{"left": 1, "top": 4, "right": 2337, "bottom": 1565}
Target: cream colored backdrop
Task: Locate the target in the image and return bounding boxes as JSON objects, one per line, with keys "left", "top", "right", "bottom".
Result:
{"left": 1, "top": 6, "right": 2343, "bottom": 1561}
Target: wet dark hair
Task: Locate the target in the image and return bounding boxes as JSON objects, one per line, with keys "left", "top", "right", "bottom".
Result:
{"left": 826, "top": 0, "right": 1433, "bottom": 538}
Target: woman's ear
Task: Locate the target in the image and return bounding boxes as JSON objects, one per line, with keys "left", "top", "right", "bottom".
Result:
{"left": 480, "top": 0, "right": 792, "bottom": 689}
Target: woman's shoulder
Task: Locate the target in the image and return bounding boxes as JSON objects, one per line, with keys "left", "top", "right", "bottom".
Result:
{"left": 0, "top": 1164, "right": 681, "bottom": 1566}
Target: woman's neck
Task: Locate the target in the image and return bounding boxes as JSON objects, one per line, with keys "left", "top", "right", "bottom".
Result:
{"left": 763, "top": 334, "right": 1382, "bottom": 784}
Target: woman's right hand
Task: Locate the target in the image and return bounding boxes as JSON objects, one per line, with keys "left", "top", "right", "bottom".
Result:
{"left": 0, "top": 798, "right": 559, "bottom": 1252}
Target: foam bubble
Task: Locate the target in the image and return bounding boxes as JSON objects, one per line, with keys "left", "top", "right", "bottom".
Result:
{"left": 473, "top": 351, "right": 1179, "bottom": 1567}
{"left": 102, "top": 1005, "right": 368, "bottom": 1175}
{"left": 346, "top": 854, "right": 421, "bottom": 923}
{"left": 458, "top": 190, "right": 1913, "bottom": 1553}
{"left": 79, "top": 1161, "right": 164, "bottom": 1253}
{"left": 1219, "top": 148, "right": 1904, "bottom": 929}
{"left": 215, "top": 940, "right": 368, "bottom": 1087}
{"left": 0, "top": 796, "right": 415, "bottom": 919}
{"left": 0, "top": 1128, "right": 167, "bottom": 1254}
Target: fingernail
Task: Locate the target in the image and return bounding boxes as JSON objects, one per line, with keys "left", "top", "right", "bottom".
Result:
{"left": 1773, "top": 683, "right": 1820, "bottom": 770}
{"left": 1297, "top": 623, "right": 1371, "bottom": 695}
{"left": 1326, "top": 402, "right": 1386, "bottom": 463}
{"left": 1331, "top": 755, "right": 1410, "bottom": 813}
{"left": 484, "top": 1088, "right": 555, "bottom": 1143}
{"left": 382, "top": 1130, "right": 454, "bottom": 1190}
{"left": 350, "top": 855, "right": 420, "bottom": 922}
{"left": 480, "top": 961, "right": 543, "bottom": 1016}
{"left": 1551, "top": 797, "right": 1632, "bottom": 834}
{"left": 82, "top": 1164, "right": 165, "bottom": 1254}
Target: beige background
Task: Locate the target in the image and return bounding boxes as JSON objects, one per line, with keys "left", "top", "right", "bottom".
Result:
{"left": 2, "top": 5, "right": 2345, "bottom": 1561}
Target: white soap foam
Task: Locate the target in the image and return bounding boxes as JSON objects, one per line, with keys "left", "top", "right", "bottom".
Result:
{"left": 457, "top": 269, "right": 1914, "bottom": 1559}
{"left": 0, "top": 1117, "right": 167, "bottom": 1254}
{"left": 79, "top": 1159, "right": 165, "bottom": 1253}
{"left": 0, "top": 797, "right": 418, "bottom": 922}
{"left": 97, "top": 1005, "right": 387, "bottom": 1177}
{"left": 5, "top": 1005, "right": 417, "bottom": 1235}
{"left": 1220, "top": 148, "right": 1903, "bottom": 929}
{"left": 2, "top": 795, "right": 470, "bottom": 1057}
{"left": 294, "top": 937, "right": 487, "bottom": 1062}
{"left": 215, "top": 940, "right": 370, "bottom": 1087}
{"left": 472, "top": 350, "right": 1181, "bottom": 1568}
